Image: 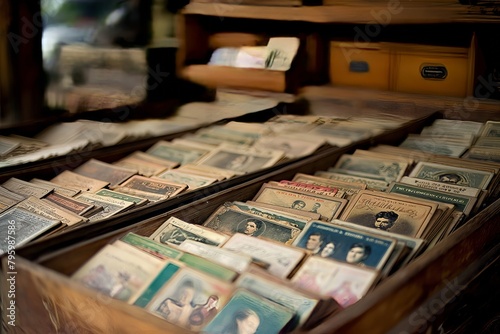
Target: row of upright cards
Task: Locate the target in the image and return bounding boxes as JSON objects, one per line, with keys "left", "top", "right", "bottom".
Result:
{"left": 0, "top": 113, "right": 411, "bottom": 252}
{"left": 69, "top": 117, "right": 499, "bottom": 333}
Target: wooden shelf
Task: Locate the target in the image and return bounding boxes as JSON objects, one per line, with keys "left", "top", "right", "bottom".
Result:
{"left": 183, "top": 3, "right": 500, "bottom": 24}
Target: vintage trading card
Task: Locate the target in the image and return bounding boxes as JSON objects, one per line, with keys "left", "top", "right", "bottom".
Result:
{"left": 292, "top": 173, "right": 365, "bottom": 198}
{"left": 352, "top": 148, "right": 415, "bottom": 165}
{"left": 72, "top": 244, "right": 164, "bottom": 303}
{"left": 51, "top": 170, "right": 110, "bottom": 193}
{"left": 399, "top": 176, "right": 482, "bottom": 198}
{"left": 74, "top": 192, "right": 134, "bottom": 222}
{"left": 194, "top": 126, "right": 258, "bottom": 146}
{"left": 178, "top": 240, "right": 253, "bottom": 273}
{"left": 95, "top": 188, "right": 149, "bottom": 207}
{"left": 317, "top": 170, "right": 389, "bottom": 191}
{"left": 292, "top": 221, "right": 396, "bottom": 270}
{"left": 0, "top": 185, "right": 26, "bottom": 202}
{"left": 30, "top": 178, "right": 81, "bottom": 197}
{"left": 333, "top": 154, "right": 408, "bottom": 183}
{"left": 133, "top": 261, "right": 184, "bottom": 307}
{"left": 151, "top": 216, "right": 229, "bottom": 247}
{"left": 230, "top": 201, "right": 310, "bottom": 231}
{"left": 221, "top": 234, "right": 306, "bottom": 279}
{"left": 118, "top": 175, "right": 187, "bottom": 198}
{"left": 252, "top": 134, "right": 324, "bottom": 159}
{"left": 339, "top": 190, "right": 438, "bottom": 238}
{"left": 73, "top": 159, "right": 137, "bottom": 187}
{"left": 171, "top": 138, "right": 220, "bottom": 151}
{"left": 235, "top": 271, "right": 320, "bottom": 329}
{"left": 155, "top": 170, "right": 218, "bottom": 190}
{"left": 387, "top": 182, "right": 477, "bottom": 216}
{"left": 290, "top": 256, "right": 378, "bottom": 308}
{"left": 120, "top": 232, "right": 184, "bottom": 260}
{"left": 479, "top": 120, "right": 500, "bottom": 137}
{"left": 178, "top": 163, "right": 235, "bottom": 181}
{"left": 409, "top": 161, "right": 494, "bottom": 190}
{"left": 0, "top": 207, "right": 60, "bottom": 255}
{"left": 203, "top": 288, "right": 295, "bottom": 334}
{"left": 470, "top": 136, "right": 500, "bottom": 148}
{"left": 177, "top": 252, "right": 239, "bottom": 282}
{"left": 145, "top": 267, "right": 234, "bottom": 331}
{"left": 146, "top": 140, "right": 210, "bottom": 165}
{"left": 110, "top": 187, "right": 165, "bottom": 202}
{"left": 271, "top": 180, "right": 342, "bottom": 198}
{"left": 0, "top": 193, "right": 19, "bottom": 213}
{"left": 43, "top": 192, "right": 95, "bottom": 216}
{"left": 2, "top": 177, "right": 53, "bottom": 199}
{"left": 223, "top": 121, "right": 271, "bottom": 135}
{"left": 126, "top": 151, "right": 180, "bottom": 168}
{"left": 399, "top": 138, "right": 469, "bottom": 157}
{"left": 16, "top": 196, "right": 86, "bottom": 226}
{"left": 203, "top": 204, "right": 301, "bottom": 245}
{"left": 330, "top": 219, "right": 426, "bottom": 268}
{"left": 114, "top": 156, "right": 170, "bottom": 178}
{"left": 430, "top": 119, "right": 484, "bottom": 135}
{"left": 0, "top": 136, "right": 20, "bottom": 156}
{"left": 245, "top": 200, "right": 321, "bottom": 220}
{"left": 253, "top": 184, "right": 348, "bottom": 221}
{"left": 195, "top": 145, "right": 284, "bottom": 174}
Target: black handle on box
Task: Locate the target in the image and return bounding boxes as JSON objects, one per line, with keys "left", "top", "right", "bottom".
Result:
{"left": 420, "top": 65, "right": 448, "bottom": 80}
{"left": 349, "top": 61, "right": 370, "bottom": 73}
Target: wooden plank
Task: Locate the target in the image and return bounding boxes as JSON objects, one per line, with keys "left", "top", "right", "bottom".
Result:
{"left": 181, "top": 65, "right": 287, "bottom": 92}
{"left": 182, "top": 3, "right": 500, "bottom": 24}
{"left": 4, "top": 257, "right": 193, "bottom": 333}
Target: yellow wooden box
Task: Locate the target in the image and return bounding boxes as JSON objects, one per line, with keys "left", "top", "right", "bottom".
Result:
{"left": 329, "top": 42, "right": 392, "bottom": 91}
{"left": 391, "top": 42, "right": 474, "bottom": 98}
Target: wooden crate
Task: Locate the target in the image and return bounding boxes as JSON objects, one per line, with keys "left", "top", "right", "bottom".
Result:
{"left": 5, "top": 104, "right": 500, "bottom": 333}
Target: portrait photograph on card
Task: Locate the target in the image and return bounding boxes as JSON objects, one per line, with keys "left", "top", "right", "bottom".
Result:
{"left": 340, "top": 190, "right": 438, "bottom": 238}
{"left": 203, "top": 205, "right": 301, "bottom": 244}
{"left": 253, "top": 184, "right": 348, "bottom": 221}
{"left": 146, "top": 267, "right": 233, "bottom": 331}
{"left": 203, "top": 288, "right": 295, "bottom": 334}
{"left": 292, "top": 221, "right": 396, "bottom": 270}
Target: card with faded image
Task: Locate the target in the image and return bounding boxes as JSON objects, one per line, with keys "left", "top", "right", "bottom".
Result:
{"left": 253, "top": 184, "right": 348, "bottom": 221}
{"left": 203, "top": 203, "right": 301, "bottom": 245}
{"left": 145, "top": 267, "right": 234, "bottom": 331}
{"left": 151, "top": 217, "right": 229, "bottom": 247}
{"left": 203, "top": 288, "right": 295, "bottom": 334}
{"left": 291, "top": 256, "right": 378, "bottom": 308}
{"left": 339, "top": 190, "right": 439, "bottom": 238}
{"left": 292, "top": 221, "right": 396, "bottom": 270}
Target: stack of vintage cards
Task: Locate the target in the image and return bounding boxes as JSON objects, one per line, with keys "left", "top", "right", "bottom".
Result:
{"left": 71, "top": 243, "right": 166, "bottom": 303}
{"left": 251, "top": 181, "right": 348, "bottom": 221}
{"left": 0, "top": 207, "right": 61, "bottom": 255}
{"left": 399, "top": 118, "right": 483, "bottom": 158}
{"left": 463, "top": 120, "right": 500, "bottom": 162}
{"left": 144, "top": 266, "right": 235, "bottom": 331}
{"left": 202, "top": 201, "right": 307, "bottom": 245}
{"left": 150, "top": 217, "right": 229, "bottom": 248}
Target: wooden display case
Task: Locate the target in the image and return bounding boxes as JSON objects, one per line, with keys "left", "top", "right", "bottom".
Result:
{"left": 3, "top": 105, "right": 500, "bottom": 333}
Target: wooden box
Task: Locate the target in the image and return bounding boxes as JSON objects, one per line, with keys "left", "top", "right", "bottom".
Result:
{"left": 392, "top": 42, "right": 475, "bottom": 98}
{"left": 330, "top": 42, "right": 392, "bottom": 91}
{"left": 329, "top": 36, "right": 479, "bottom": 98}
{"left": 4, "top": 104, "right": 500, "bottom": 333}
{"left": 177, "top": 14, "right": 306, "bottom": 93}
